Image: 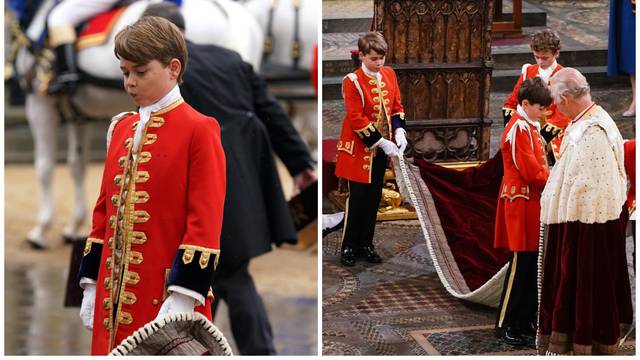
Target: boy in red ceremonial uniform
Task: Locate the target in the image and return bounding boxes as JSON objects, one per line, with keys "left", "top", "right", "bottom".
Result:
{"left": 502, "top": 29, "right": 569, "bottom": 163}
{"left": 335, "top": 32, "right": 407, "bottom": 266}
{"left": 76, "top": 17, "right": 226, "bottom": 354}
{"left": 624, "top": 139, "right": 635, "bottom": 267}
{"left": 494, "top": 77, "right": 552, "bottom": 346}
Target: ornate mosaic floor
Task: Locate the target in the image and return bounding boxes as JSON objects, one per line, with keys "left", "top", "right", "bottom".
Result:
{"left": 322, "top": 221, "right": 636, "bottom": 355}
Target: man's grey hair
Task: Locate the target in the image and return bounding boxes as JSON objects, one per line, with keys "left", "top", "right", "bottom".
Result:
{"left": 549, "top": 67, "right": 591, "bottom": 104}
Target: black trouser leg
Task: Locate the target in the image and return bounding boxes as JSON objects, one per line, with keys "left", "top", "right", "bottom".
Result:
{"left": 495, "top": 251, "right": 538, "bottom": 331}
{"left": 360, "top": 152, "right": 387, "bottom": 248}
{"left": 340, "top": 151, "right": 387, "bottom": 250}
{"left": 212, "top": 261, "right": 276, "bottom": 355}
{"left": 341, "top": 181, "right": 366, "bottom": 250}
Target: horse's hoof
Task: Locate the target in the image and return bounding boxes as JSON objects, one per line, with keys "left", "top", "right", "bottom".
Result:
{"left": 25, "top": 238, "right": 47, "bottom": 250}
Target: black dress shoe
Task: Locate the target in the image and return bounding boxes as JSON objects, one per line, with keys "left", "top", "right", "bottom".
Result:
{"left": 501, "top": 327, "right": 526, "bottom": 346}
{"left": 522, "top": 320, "right": 537, "bottom": 338}
{"left": 341, "top": 247, "right": 356, "bottom": 266}
{"left": 361, "top": 246, "right": 382, "bottom": 263}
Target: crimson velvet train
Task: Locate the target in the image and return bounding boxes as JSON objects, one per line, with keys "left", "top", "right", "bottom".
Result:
{"left": 414, "top": 152, "right": 509, "bottom": 291}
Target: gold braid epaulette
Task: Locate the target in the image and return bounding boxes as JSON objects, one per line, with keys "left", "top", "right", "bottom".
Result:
{"left": 179, "top": 244, "right": 221, "bottom": 270}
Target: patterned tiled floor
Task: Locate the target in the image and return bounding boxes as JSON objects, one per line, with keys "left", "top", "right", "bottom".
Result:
{"left": 322, "top": 221, "right": 636, "bottom": 355}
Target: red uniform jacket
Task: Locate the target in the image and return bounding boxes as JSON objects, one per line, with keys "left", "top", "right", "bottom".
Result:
{"left": 79, "top": 99, "right": 226, "bottom": 354}
{"left": 494, "top": 112, "right": 549, "bottom": 252}
{"left": 335, "top": 66, "right": 405, "bottom": 183}
{"left": 624, "top": 139, "right": 636, "bottom": 215}
{"left": 503, "top": 63, "right": 570, "bottom": 160}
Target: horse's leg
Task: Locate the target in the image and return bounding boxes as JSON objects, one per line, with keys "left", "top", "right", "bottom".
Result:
{"left": 25, "top": 93, "right": 59, "bottom": 248}
{"left": 290, "top": 100, "right": 318, "bottom": 161}
{"left": 63, "top": 119, "right": 88, "bottom": 241}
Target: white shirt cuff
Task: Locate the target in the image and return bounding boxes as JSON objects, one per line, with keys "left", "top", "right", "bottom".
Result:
{"left": 167, "top": 285, "right": 205, "bottom": 306}
{"left": 79, "top": 277, "right": 96, "bottom": 289}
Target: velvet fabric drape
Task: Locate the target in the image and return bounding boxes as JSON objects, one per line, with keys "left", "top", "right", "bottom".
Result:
{"left": 414, "top": 151, "right": 510, "bottom": 291}
{"left": 538, "top": 213, "right": 633, "bottom": 355}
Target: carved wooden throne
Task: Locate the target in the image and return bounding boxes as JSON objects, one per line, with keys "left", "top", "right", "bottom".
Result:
{"left": 375, "top": 0, "right": 494, "bottom": 164}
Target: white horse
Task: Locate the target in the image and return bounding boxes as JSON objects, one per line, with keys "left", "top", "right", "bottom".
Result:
{"left": 11, "top": 0, "right": 263, "bottom": 248}
{"left": 241, "top": 0, "right": 318, "bottom": 159}
{"left": 241, "top": 0, "right": 317, "bottom": 71}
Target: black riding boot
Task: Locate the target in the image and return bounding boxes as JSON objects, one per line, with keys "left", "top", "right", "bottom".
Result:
{"left": 47, "top": 43, "right": 80, "bottom": 95}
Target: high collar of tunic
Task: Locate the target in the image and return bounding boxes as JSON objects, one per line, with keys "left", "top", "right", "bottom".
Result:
{"left": 516, "top": 104, "right": 541, "bottom": 131}
{"left": 134, "top": 85, "right": 182, "bottom": 151}
{"left": 362, "top": 64, "right": 382, "bottom": 82}
{"left": 538, "top": 60, "right": 558, "bottom": 84}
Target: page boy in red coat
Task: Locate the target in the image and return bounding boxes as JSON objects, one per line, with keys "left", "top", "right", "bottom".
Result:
{"left": 502, "top": 29, "right": 570, "bottom": 163}
{"left": 494, "top": 77, "right": 552, "bottom": 346}
{"left": 76, "top": 17, "right": 226, "bottom": 354}
{"left": 335, "top": 32, "right": 407, "bottom": 266}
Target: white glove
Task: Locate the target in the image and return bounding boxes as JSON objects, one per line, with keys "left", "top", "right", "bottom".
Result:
{"left": 155, "top": 292, "right": 196, "bottom": 321}
{"left": 395, "top": 128, "right": 408, "bottom": 154}
{"left": 79, "top": 283, "right": 96, "bottom": 330}
{"left": 376, "top": 138, "right": 401, "bottom": 157}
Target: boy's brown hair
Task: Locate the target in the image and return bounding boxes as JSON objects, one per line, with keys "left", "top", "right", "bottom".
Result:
{"left": 530, "top": 29, "right": 561, "bottom": 53}
{"left": 358, "top": 32, "right": 388, "bottom": 56}
{"left": 518, "top": 77, "right": 553, "bottom": 107}
{"left": 114, "top": 16, "right": 188, "bottom": 83}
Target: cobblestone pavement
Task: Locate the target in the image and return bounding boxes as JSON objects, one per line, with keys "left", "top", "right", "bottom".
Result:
{"left": 322, "top": 221, "right": 636, "bottom": 355}
{"left": 4, "top": 164, "right": 317, "bottom": 355}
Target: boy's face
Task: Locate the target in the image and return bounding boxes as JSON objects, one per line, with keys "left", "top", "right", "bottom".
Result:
{"left": 360, "top": 50, "right": 385, "bottom": 73}
{"left": 120, "top": 58, "right": 181, "bottom": 106}
{"left": 521, "top": 99, "right": 547, "bottom": 121}
{"left": 533, "top": 49, "right": 559, "bottom": 70}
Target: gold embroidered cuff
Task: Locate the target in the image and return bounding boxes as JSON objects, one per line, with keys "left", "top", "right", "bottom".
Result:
{"left": 83, "top": 237, "right": 104, "bottom": 256}
{"left": 354, "top": 123, "right": 382, "bottom": 148}
{"left": 179, "top": 245, "right": 221, "bottom": 270}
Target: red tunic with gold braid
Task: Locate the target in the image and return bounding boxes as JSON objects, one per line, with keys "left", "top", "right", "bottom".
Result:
{"left": 335, "top": 66, "right": 405, "bottom": 184}
{"left": 494, "top": 112, "right": 550, "bottom": 252}
{"left": 624, "top": 139, "right": 636, "bottom": 216}
{"left": 503, "top": 63, "right": 570, "bottom": 160}
{"left": 79, "top": 99, "right": 226, "bottom": 354}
